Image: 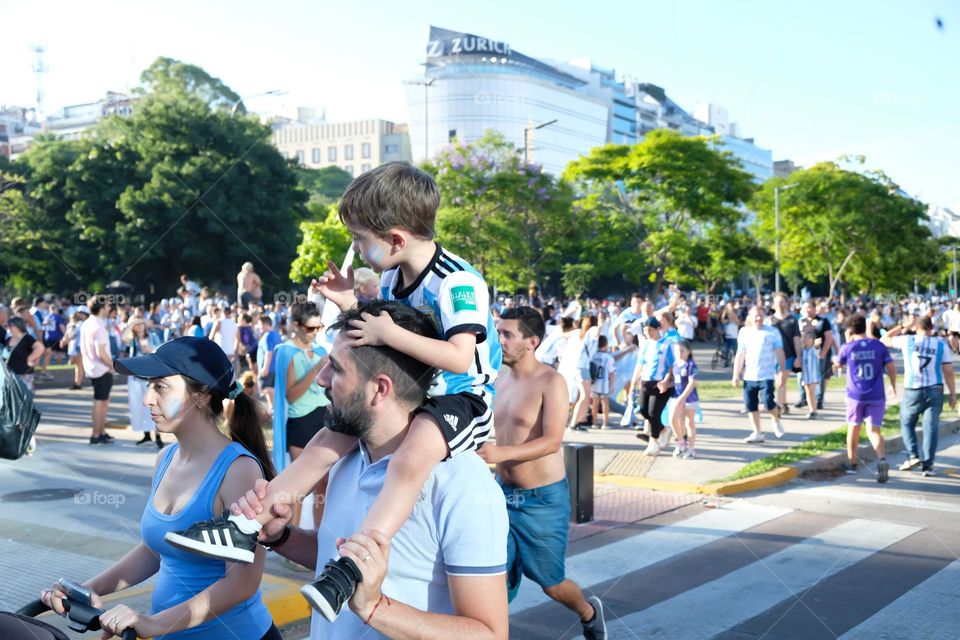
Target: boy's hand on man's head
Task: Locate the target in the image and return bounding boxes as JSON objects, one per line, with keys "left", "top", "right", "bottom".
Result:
{"left": 345, "top": 310, "right": 396, "bottom": 348}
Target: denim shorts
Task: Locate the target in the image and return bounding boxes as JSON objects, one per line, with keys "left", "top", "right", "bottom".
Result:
{"left": 498, "top": 477, "right": 570, "bottom": 600}
{"left": 743, "top": 379, "right": 776, "bottom": 412}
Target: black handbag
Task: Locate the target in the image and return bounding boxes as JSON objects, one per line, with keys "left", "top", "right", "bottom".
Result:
{"left": 0, "top": 359, "right": 42, "bottom": 460}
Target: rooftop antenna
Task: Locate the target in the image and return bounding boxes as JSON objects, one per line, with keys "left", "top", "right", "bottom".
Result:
{"left": 32, "top": 45, "right": 47, "bottom": 121}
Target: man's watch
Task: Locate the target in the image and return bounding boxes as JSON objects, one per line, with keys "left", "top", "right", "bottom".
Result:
{"left": 259, "top": 526, "right": 291, "bottom": 550}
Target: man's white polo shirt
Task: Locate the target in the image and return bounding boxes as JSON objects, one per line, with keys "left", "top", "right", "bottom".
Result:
{"left": 311, "top": 441, "right": 509, "bottom": 640}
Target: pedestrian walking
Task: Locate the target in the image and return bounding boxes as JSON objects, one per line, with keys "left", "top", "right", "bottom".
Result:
{"left": 835, "top": 314, "right": 897, "bottom": 481}
{"left": 123, "top": 318, "right": 163, "bottom": 448}
{"left": 479, "top": 306, "right": 607, "bottom": 639}
{"left": 629, "top": 317, "right": 675, "bottom": 454}
{"left": 732, "top": 306, "right": 786, "bottom": 443}
{"left": 79, "top": 298, "right": 115, "bottom": 445}
{"left": 669, "top": 340, "right": 699, "bottom": 459}
{"left": 882, "top": 315, "right": 956, "bottom": 476}
{"left": 800, "top": 331, "right": 822, "bottom": 419}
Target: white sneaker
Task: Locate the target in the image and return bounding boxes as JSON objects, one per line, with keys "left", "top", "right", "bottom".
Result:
{"left": 672, "top": 445, "right": 684, "bottom": 457}
{"left": 773, "top": 419, "right": 785, "bottom": 438}
{"left": 644, "top": 440, "right": 661, "bottom": 456}
{"left": 658, "top": 429, "right": 671, "bottom": 449}
{"left": 743, "top": 431, "right": 765, "bottom": 444}
{"left": 683, "top": 447, "right": 696, "bottom": 459}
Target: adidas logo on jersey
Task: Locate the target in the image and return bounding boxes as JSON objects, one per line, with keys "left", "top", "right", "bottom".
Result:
{"left": 443, "top": 414, "right": 459, "bottom": 430}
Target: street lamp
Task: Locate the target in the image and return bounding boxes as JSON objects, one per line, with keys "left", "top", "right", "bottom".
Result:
{"left": 230, "top": 90, "right": 287, "bottom": 117}
{"left": 774, "top": 182, "right": 799, "bottom": 294}
{"left": 405, "top": 77, "right": 435, "bottom": 160}
{"left": 524, "top": 119, "right": 558, "bottom": 165}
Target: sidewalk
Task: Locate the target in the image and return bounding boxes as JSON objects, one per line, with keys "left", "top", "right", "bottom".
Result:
{"left": 564, "top": 342, "right": 954, "bottom": 491}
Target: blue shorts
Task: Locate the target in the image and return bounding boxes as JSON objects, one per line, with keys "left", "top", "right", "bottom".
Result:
{"left": 498, "top": 477, "right": 570, "bottom": 600}
{"left": 743, "top": 379, "right": 776, "bottom": 412}
{"left": 776, "top": 357, "right": 795, "bottom": 373}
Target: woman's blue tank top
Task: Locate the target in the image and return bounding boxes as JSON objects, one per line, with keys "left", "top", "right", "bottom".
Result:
{"left": 140, "top": 442, "right": 273, "bottom": 639}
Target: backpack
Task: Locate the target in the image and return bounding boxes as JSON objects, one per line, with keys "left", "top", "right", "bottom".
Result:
{"left": 0, "top": 359, "right": 42, "bottom": 460}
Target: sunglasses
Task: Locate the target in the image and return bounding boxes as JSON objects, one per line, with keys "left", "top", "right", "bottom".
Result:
{"left": 300, "top": 324, "right": 322, "bottom": 333}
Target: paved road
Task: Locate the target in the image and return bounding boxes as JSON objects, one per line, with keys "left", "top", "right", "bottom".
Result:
{"left": 8, "top": 375, "right": 959, "bottom": 639}
{"left": 509, "top": 429, "right": 960, "bottom": 639}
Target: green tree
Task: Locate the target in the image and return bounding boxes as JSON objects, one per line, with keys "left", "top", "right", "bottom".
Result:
{"left": 109, "top": 89, "right": 304, "bottom": 294}
{"left": 423, "top": 131, "right": 577, "bottom": 292}
{"left": 753, "top": 162, "right": 934, "bottom": 297}
{"left": 564, "top": 129, "right": 756, "bottom": 295}
{"left": 561, "top": 263, "right": 595, "bottom": 298}
{"left": 290, "top": 202, "right": 356, "bottom": 282}
{"left": 296, "top": 166, "right": 353, "bottom": 211}
{"left": 138, "top": 57, "right": 241, "bottom": 110}
{"left": 2, "top": 58, "right": 306, "bottom": 296}
{"left": 676, "top": 228, "right": 771, "bottom": 295}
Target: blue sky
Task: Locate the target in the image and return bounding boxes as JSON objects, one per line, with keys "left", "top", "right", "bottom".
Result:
{"left": 2, "top": 0, "right": 957, "bottom": 206}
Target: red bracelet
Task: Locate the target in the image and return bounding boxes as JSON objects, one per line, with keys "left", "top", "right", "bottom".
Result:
{"left": 364, "top": 593, "right": 389, "bottom": 625}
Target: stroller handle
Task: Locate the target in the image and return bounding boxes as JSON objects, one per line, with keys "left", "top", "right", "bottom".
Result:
{"left": 16, "top": 598, "right": 137, "bottom": 640}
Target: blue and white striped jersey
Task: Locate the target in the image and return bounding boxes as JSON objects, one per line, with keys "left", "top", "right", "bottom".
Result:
{"left": 379, "top": 245, "right": 501, "bottom": 398}
{"left": 891, "top": 335, "right": 953, "bottom": 389}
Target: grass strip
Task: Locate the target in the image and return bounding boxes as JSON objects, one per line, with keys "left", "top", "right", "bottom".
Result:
{"left": 714, "top": 404, "right": 903, "bottom": 482}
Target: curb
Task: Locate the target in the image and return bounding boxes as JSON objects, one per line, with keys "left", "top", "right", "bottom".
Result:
{"left": 596, "top": 466, "right": 797, "bottom": 496}
{"left": 259, "top": 575, "right": 312, "bottom": 628}
{"left": 794, "top": 416, "right": 959, "bottom": 476}
{"left": 598, "top": 416, "right": 960, "bottom": 496}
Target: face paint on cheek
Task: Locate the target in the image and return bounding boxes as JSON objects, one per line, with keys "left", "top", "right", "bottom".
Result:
{"left": 364, "top": 243, "right": 387, "bottom": 266}
{"left": 161, "top": 395, "right": 184, "bottom": 420}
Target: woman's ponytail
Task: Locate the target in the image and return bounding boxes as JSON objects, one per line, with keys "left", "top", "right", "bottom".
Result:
{"left": 226, "top": 392, "right": 276, "bottom": 481}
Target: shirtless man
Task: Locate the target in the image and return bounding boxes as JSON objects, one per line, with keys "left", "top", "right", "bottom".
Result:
{"left": 237, "top": 262, "right": 263, "bottom": 308}
{"left": 478, "top": 306, "right": 607, "bottom": 640}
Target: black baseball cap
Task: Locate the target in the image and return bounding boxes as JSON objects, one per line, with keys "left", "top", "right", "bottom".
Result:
{"left": 115, "top": 337, "right": 239, "bottom": 397}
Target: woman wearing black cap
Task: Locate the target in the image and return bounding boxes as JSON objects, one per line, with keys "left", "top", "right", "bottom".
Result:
{"left": 40, "top": 336, "right": 281, "bottom": 640}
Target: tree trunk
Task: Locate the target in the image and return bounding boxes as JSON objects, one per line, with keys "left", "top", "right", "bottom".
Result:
{"left": 829, "top": 249, "right": 857, "bottom": 299}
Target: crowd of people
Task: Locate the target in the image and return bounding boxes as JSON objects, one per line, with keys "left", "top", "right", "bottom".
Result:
{"left": 491, "top": 286, "right": 954, "bottom": 479}
{"left": 0, "top": 161, "right": 949, "bottom": 640}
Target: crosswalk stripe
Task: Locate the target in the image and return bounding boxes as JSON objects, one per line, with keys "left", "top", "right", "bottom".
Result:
{"left": 783, "top": 486, "right": 960, "bottom": 513}
{"left": 510, "top": 501, "right": 792, "bottom": 614}
{"left": 838, "top": 560, "right": 960, "bottom": 639}
{"left": 601, "top": 518, "right": 921, "bottom": 639}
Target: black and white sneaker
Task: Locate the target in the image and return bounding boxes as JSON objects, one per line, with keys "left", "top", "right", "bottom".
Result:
{"left": 582, "top": 595, "right": 607, "bottom": 640}
{"left": 898, "top": 456, "right": 921, "bottom": 471}
{"left": 164, "top": 511, "right": 260, "bottom": 563}
{"left": 300, "top": 557, "right": 363, "bottom": 622}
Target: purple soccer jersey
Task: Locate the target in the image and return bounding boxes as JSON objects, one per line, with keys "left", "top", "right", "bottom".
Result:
{"left": 837, "top": 338, "right": 892, "bottom": 402}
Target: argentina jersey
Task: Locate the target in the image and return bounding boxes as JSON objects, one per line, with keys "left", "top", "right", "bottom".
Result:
{"left": 894, "top": 335, "right": 952, "bottom": 389}
{"left": 379, "top": 244, "right": 501, "bottom": 399}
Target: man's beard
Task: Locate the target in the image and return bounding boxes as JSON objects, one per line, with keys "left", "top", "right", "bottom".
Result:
{"left": 326, "top": 388, "right": 374, "bottom": 440}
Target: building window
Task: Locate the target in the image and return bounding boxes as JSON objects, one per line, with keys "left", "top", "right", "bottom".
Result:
{"left": 328, "top": 146, "right": 337, "bottom": 162}
{"left": 344, "top": 144, "right": 354, "bottom": 160}
{"left": 343, "top": 165, "right": 354, "bottom": 176}
{"left": 296, "top": 149, "right": 305, "bottom": 165}
{"left": 448, "top": 129, "right": 457, "bottom": 141}
{"left": 361, "top": 142, "right": 371, "bottom": 159}
{"left": 361, "top": 163, "right": 371, "bottom": 173}
{"left": 312, "top": 148, "right": 321, "bottom": 164}
{"left": 384, "top": 144, "right": 399, "bottom": 154}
